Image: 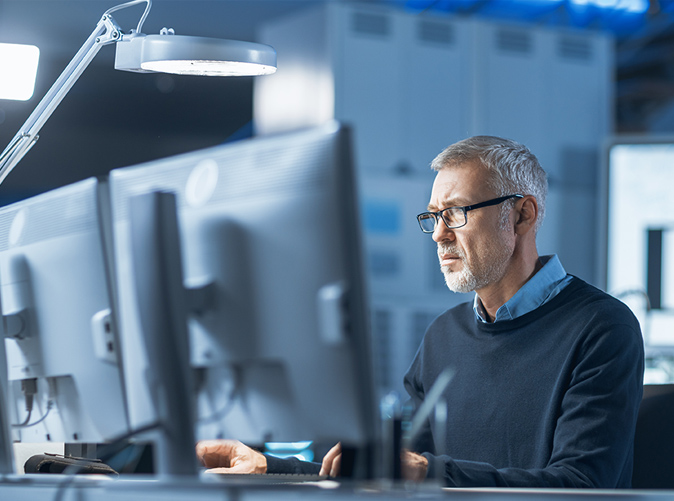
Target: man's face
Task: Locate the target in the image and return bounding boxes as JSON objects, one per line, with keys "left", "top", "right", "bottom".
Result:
{"left": 428, "top": 163, "right": 516, "bottom": 294}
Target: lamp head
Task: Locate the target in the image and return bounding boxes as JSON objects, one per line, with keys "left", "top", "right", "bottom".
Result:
{"left": 114, "top": 31, "right": 277, "bottom": 77}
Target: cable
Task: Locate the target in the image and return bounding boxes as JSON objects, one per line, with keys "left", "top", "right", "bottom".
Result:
{"left": 11, "top": 378, "right": 37, "bottom": 428}
{"left": 52, "top": 420, "right": 164, "bottom": 501}
{"left": 96, "top": 421, "right": 163, "bottom": 464}
{"left": 11, "top": 378, "right": 57, "bottom": 429}
{"left": 196, "top": 366, "right": 242, "bottom": 426}
{"left": 12, "top": 401, "right": 53, "bottom": 429}
{"left": 13, "top": 406, "right": 32, "bottom": 428}
{"left": 198, "top": 397, "right": 237, "bottom": 426}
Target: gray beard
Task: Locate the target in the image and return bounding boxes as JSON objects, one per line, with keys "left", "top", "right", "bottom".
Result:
{"left": 438, "top": 242, "right": 511, "bottom": 293}
{"left": 441, "top": 262, "right": 480, "bottom": 293}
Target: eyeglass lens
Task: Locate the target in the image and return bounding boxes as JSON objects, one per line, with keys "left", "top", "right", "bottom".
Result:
{"left": 418, "top": 208, "right": 465, "bottom": 232}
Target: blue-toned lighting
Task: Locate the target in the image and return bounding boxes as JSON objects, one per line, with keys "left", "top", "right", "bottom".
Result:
{"left": 569, "top": 0, "right": 648, "bottom": 13}
{"left": 265, "top": 441, "right": 313, "bottom": 451}
{"left": 265, "top": 441, "right": 314, "bottom": 462}
{"left": 393, "top": 0, "right": 650, "bottom": 32}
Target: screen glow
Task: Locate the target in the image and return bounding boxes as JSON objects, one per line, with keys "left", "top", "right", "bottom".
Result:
{"left": 0, "top": 43, "right": 40, "bottom": 101}
{"left": 608, "top": 143, "right": 674, "bottom": 347}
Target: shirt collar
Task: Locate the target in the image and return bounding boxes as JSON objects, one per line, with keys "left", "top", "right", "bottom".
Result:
{"left": 473, "top": 254, "right": 568, "bottom": 323}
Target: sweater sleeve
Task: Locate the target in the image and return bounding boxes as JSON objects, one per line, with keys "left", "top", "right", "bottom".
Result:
{"left": 406, "top": 318, "right": 644, "bottom": 488}
{"left": 264, "top": 454, "right": 322, "bottom": 475}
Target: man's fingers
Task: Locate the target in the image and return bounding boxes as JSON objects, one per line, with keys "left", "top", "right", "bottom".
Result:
{"left": 196, "top": 439, "right": 240, "bottom": 468}
{"left": 320, "top": 453, "right": 342, "bottom": 477}
{"left": 320, "top": 442, "right": 342, "bottom": 477}
{"left": 401, "top": 449, "right": 429, "bottom": 482}
{"left": 330, "top": 452, "right": 341, "bottom": 477}
{"left": 203, "top": 464, "right": 257, "bottom": 475}
{"left": 196, "top": 439, "right": 267, "bottom": 474}
{"left": 203, "top": 467, "right": 235, "bottom": 474}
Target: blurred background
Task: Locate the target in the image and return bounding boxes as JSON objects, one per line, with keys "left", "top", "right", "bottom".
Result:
{"left": 1, "top": 0, "right": 673, "bottom": 396}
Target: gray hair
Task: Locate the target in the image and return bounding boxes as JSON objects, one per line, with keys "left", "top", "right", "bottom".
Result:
{"left": 431, "top": 135, "right": 548, "bottom": 233}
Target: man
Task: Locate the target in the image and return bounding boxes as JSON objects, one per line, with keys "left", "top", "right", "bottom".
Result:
{"left": 197, "top": 136, "right": 644, "bottom": 487}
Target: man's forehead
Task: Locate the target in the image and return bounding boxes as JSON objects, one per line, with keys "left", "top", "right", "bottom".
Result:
{"left": 430, "top": 180, "right": 467, "bottom": 207}
{"left": 429, "top": 163, "right": 490, "bottom": 207}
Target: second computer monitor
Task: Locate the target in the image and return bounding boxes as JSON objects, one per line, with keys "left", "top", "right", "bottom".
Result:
{"left": 109, "top": 122, "right": 377, "bottom": 452}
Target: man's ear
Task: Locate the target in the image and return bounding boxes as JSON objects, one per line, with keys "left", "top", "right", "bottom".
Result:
{"left": 514, "top": 196, "right": 538, "bottom": 236}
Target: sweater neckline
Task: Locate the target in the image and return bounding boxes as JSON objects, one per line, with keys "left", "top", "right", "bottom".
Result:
{"left": 473, "top": 276, "right": 584, "bottom": 332}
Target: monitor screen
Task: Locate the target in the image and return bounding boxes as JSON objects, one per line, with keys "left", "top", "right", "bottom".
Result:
{"left": 605, "top": 139, "right": 674, "bottom": 382}
{"left": 0, "top": 177, "right": 129, "bottom": 445}
{"left": 108, "top": 123, "right": 377, "bottom": 465}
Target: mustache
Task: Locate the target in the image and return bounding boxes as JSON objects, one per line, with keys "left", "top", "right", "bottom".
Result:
{"left": 437, "top": 243, "right": 464, "bottom": 258}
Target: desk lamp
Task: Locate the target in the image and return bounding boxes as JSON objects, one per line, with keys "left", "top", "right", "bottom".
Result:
{"left": 0, "top": 0, "right": 276, "bottom": 477}
{"left": 0, "top": 0, "right": 277, "bottom": 186}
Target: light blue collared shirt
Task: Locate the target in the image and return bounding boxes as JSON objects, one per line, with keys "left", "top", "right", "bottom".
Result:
{"left": 473, "top": 254, "right": 573, "bottom": 323}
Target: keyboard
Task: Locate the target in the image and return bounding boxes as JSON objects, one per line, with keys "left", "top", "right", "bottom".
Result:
{"left": 201, "top": 472, "right": 333, "bottom": 485}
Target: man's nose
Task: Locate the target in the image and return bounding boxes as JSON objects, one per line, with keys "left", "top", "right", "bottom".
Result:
{"left": 432, "top": 219, "right": 455, "bottom": 243}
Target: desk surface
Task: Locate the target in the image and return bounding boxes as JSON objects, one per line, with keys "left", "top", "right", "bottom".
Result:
{"left": 1, "top": 476, "right": 674, "bottom": 501}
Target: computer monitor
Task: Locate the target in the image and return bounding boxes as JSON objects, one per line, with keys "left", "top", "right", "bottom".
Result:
{"left": 0, "top": 178, "right": 130, "bottom": 450}
{"left": 108, "top": 122, "right": 377, "bottom": 475}
{"left": 604, "top": 137, "right": 674, "bottom": 383}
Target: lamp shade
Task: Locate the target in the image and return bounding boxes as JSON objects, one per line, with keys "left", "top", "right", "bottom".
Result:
{"left": 115, "top": 33, "right": 277, "bottom": 76}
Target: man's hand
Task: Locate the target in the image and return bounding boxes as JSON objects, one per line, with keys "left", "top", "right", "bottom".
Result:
{"left": 401, "top": 449, "right": 428, "bottom": 482}
{"left": 319, "top": 444, "right": 428, "bottom": 482}
{"left": 319, "top": 442, "right": 341, "bottom": 477}
{"left": 196, "top": 439, "right": 267, "bottom": 474}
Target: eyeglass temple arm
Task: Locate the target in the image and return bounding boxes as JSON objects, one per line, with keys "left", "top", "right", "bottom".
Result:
{"left": 464, "top": 194, "right": 523, "bottom": 212}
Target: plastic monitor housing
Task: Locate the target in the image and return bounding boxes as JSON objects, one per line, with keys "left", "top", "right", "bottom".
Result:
{"left": 109, "top": 122, "right": 377, "bottom": 476}
{"left": 0, "top": 178, "right": 130, "bottom": 450}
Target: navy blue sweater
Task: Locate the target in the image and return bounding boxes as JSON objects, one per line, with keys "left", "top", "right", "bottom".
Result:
{"left": 404, "top": 277, "right": 644, "bottom": 488}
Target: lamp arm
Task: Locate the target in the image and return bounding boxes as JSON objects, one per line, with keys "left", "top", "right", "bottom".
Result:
{"left": 0, "top": 10, "right": 129, "bottom": 186}
{"left": 105, "top": 0, "right": 152, "bottom": 34}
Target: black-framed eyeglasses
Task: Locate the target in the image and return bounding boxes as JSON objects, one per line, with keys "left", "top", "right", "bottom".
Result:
{"left": 416, "top": 194, "right": 523, "bottom": 233}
